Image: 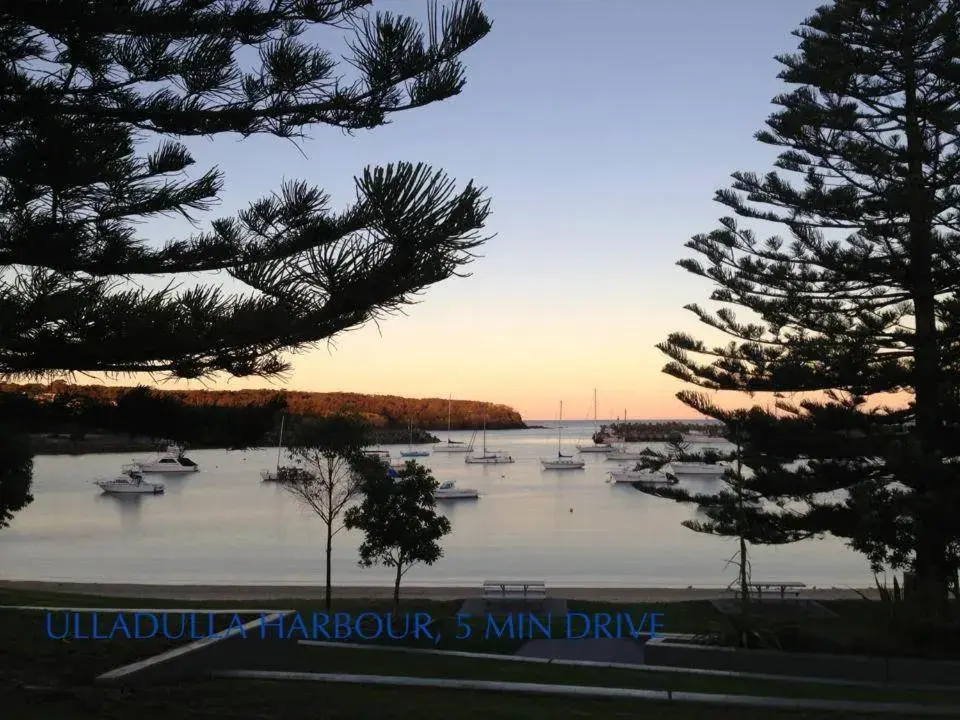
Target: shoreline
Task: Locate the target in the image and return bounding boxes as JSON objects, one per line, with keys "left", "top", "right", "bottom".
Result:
{"left": 27, "top": 428, "right": 533, "bottom": 456}
{"left": 0, "top": 580, "right": 879, "bottom": 602}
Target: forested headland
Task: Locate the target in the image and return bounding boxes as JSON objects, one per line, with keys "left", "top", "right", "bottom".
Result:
{"left": 2, "top": 382, "right": 526, "bottom": 455}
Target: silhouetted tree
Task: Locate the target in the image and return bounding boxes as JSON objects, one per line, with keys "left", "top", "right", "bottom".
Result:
{"left": 665, "top": 436, "right": 691, "bottom": 461}
{"left": 636, "top": 394, "right": 812, "bottom": 643}
{"left": 345, "top": 461, "right": 451, "bottom": 608}
{"left": 0, "top": 433, "right": 33, "bottom": 530}
{"left": 659, "top": 0, "right": 960, "bottom": 620}
{"left": 0, "top": 0, "right": 492, "bottom": 528}
{"left": 0, "top": 0, "right": 493, "bottom": 380}
{"left": 281, "top": 415, "right": 371, "bottom": 610}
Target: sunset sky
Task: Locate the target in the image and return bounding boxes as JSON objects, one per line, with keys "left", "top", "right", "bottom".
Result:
{"left": 102, "top": 0, "right": 826, "bottom": 421}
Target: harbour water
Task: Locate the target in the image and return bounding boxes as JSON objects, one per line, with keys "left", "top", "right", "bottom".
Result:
{"left": 0, "top": 422, "right": 876, "bottom": 587}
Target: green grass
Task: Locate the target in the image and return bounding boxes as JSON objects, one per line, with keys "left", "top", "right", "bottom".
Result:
{"left": 0, "top": 596, "right": 954, "bottom": 719}
{"left": 0, "top": 590, "right": 723, "bottom": 654}
{"left": 246, "top": 643, "right": 960, "bottom": 705}
{"left": 0, "top": 609, "right": 261, "bottom": 686}
{"left": 567, "top": 599, "right": 724, "bottom": 634}
{"left": 5, "top": 681, "right": 912, "bottom": 720}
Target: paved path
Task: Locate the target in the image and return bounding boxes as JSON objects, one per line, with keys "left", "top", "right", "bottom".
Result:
{"left": 515, "top": 638, "right": 646, "bottom": 665}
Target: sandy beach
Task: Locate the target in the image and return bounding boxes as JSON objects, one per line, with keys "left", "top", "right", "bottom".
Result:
{"left": 0, "top": 580, "right": 879, "bottom": 602}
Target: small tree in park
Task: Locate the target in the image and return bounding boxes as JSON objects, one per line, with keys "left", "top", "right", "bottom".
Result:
{"left": 344, "top": 461, "right": 451, "bottom": 609}
{"left": 281, "top": 415, "right": 371, "bottom": 610}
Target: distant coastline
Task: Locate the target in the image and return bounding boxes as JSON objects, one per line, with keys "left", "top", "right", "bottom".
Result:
{"left": 29, "top": 429, "right": 447, "bottom": 456}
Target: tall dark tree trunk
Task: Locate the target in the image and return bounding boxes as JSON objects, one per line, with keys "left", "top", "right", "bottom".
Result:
{"left": 393, "top": 561, "right": 403, "bottom": 610}
{"left": 325, "top": 519, "right": 333, "bottom": 611}
{"left": 904, "top": 44, "right": 950, "bottom": 622}
{"left": 325, "top": 472, "right": 334, "bottom": 611}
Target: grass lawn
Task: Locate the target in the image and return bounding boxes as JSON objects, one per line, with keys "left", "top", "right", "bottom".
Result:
{"left": 0, "top": 609, "right": 261, "bottom": 686}
{"left": 0, "top": 594, "right": 955, "bottom": 720}
{"left": 5, "top": 680, "right": 915, "bottom": 720}
{"left": 0, "top": 589, "right": 723, "bottom": 654}
{"left": 236, "top": 643, "right": 960, "bottom": 706}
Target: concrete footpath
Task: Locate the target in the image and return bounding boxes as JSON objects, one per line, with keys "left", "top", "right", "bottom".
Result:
{"left": 516, "top": 638, "right": 647, "bottom": 664}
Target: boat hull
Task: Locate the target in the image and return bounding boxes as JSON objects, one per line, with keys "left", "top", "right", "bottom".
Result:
{"left": 436, "top": 491, "right": 479, "bottom": 499}
{"left": 465, "top": 456, "right": 514, "bottom": 464}
{"left": 136, "top": 464, "right": 199, "bottom": 473}
{"left": 97, "top": 482, "right": 165, "bottom": 494}
{"left": 400, "top": 451, "right": 430, "bottom": 457}
{"left": 608, "top": 471, "right": 677, "bottom": 485}
{"left": 606, "top": 453, "right": 647, "bottom": 461}
{"left": 541, "top": 460, "right": 585, "bottom": 470}
{"left": 671, "top": 463, "right": 727, "bottom": 476}
{"left": 576, "top": 445, "right": 614, "bottom": 453}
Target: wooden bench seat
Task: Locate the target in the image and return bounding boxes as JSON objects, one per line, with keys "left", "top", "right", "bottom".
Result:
{"left": 482, "top": 580, "right": 546, "bottom": 601}
{"left": 734, "top": 581, "right": 806, "bottom": 600}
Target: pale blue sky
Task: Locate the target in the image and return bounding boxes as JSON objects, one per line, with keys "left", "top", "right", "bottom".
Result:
{"left": 137, "top": 1, "right": 823, "bottom": 419}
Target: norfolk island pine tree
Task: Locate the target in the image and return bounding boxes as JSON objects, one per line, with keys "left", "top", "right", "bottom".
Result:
{"left": 0, "top": 1, "right": 493, "bottom": 528}
{"left": 653, "top": 0, "right": 960, "bottom": 621}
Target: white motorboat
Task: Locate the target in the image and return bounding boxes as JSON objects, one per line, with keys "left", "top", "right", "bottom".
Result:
{"left": 608, "top": 466, "right": 678, "bottom": 485}
{"left": 465, "top": 421, "right": 513, "bottom": 464}
{"left": 606, "top": 449, "right": 647, "bottom": 461}
{"left": 671, "top": 460, "right": 729, "bottom": 477}
{"left": 433, "top": 395, "right": 474, "bottom": 453}
{"left": 261, "top": 414, "right": 285, "bottom": 482}
{"left": 575, "top": 388, "right": 614, "bottom": 453}
{"left": 435, "top": 480, "right": 479, "bottom": 499}
{"left": 682, "top": 429, "right": 722, "bottom": 444}
{"left": 363, "top": 449, "right": 391, "bottom": 460}
{"left": 400, "top": 419, "right": 430, "bottom": 457}
{"left": 134, "top": 445, "right": 199, "bottom": 473}
{"left": 95, "top": 465, "right": 165, "bottom": 494}
{"left": 541, "top": 401, "right": 584, "bottom": 470}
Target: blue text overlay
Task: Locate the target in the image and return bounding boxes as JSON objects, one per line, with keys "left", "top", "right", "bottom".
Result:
{"left": 45, "top": 611, "right": 664, "bottom": 642}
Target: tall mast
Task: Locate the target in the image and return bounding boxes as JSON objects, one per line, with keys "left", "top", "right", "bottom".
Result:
{"left": 593, "top": 388, "right": 598, "bottom": 433}
{"left": 558, "top": 401, "right": 563, "bottom": 456}
{"left": 275, "top": 414, "right": 285, "bottom": 473}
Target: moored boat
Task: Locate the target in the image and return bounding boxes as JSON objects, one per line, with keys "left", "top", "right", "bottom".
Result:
{"left": 608, "top": 465, "right": 678, "bottom": 485}
{"left": 95, "top": 465, "right": 165, "bottom": 494}
{"left": 575, "top": 389, "right": 614, "bottom": 453}
{"left": 541, "top": 401, "right": 585, "bottom": 470}
{"left": 134, "top": 445, "right": 199, "bottom": 473}
{"left": 671, "top": 460, "right": 729, "bottom": 477}
{"left": 465, "top": 420, "right": 514, "bottom": 464}
{"left": 433, "top": 395, "right": 474, "bottom": 453}
{"left": 435, "top": 480, "right": 479, "bottom": 499}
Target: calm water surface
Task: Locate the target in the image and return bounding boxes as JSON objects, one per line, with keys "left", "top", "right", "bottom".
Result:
{"left": 0, "top": 423, "right": 876, "bottom": 587}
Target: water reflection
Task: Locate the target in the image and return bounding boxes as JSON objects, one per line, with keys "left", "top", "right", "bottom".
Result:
{"left": 1, "top": 426, "right": 877, "bottom": 586}
{"left": 95, "top": 493, "right": 146, "bottom": 533}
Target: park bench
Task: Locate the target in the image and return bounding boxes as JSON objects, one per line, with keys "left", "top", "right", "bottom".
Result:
{"left": 482, "top": 580, "right": 546, "bottom": 602}
{"left": 734, "top": 581, "right": 806, "bottom": 601}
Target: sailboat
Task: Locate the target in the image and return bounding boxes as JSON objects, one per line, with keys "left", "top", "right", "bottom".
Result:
{"left": 606, "top": 409, "right": 647, "bottom": 461}
{"left": 260, "top": 414, "right": 285, "bottom": 482}
{"left": 400, "top": 419, "right": 430, "bottom": 458}
{"left": 576, "top": 388, "right": 614, "bottom": 453}
{"left": 432, "top": 395, "right": 474, "bottom": 453}
{"left": 465, "top": 417, "right": 514, "bottom": 464}
{"left": 541, "top": 401, "right": 585, "bottom": 470}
